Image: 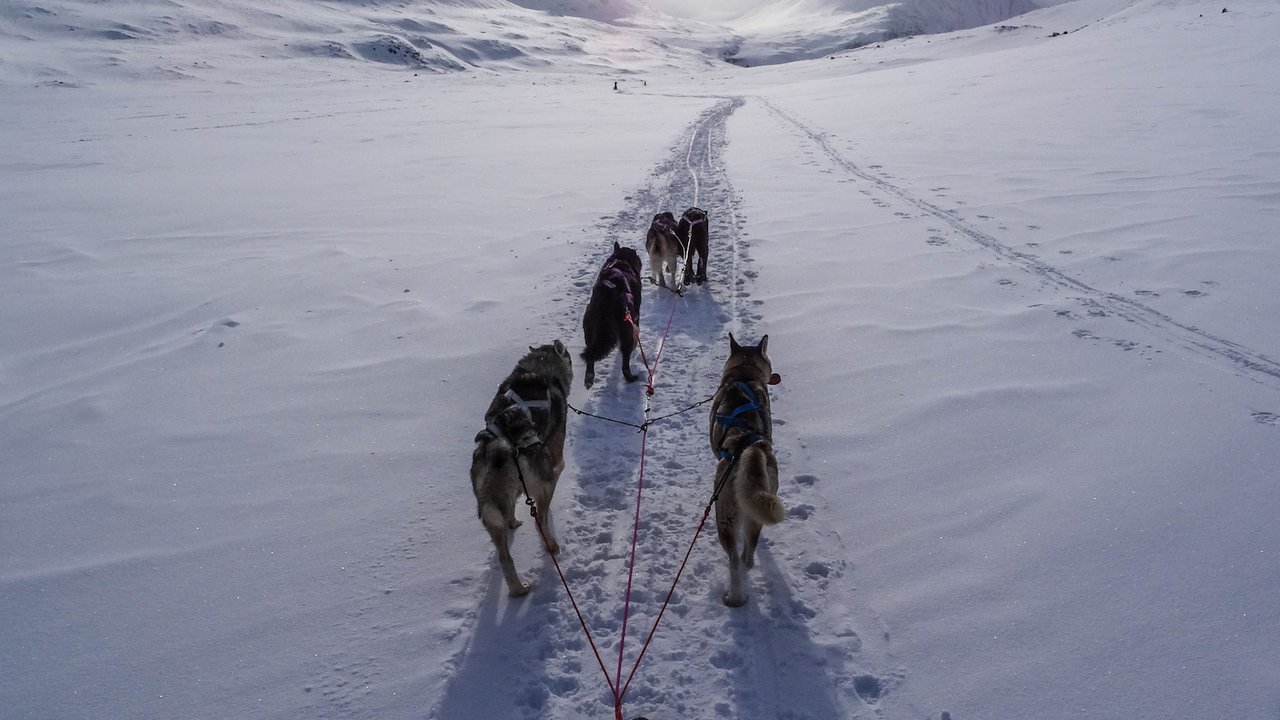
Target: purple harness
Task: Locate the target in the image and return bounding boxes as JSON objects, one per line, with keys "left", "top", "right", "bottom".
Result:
{"left": 599, "top": 260, "right": 636, "bottom": 310}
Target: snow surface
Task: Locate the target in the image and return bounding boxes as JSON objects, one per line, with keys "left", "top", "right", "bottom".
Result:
{"left": 3, "top": 0, "right": 1280, "bottom": 719}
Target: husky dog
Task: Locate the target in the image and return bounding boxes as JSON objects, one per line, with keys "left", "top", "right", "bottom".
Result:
{"left": 709, "top": 334, "right": 784, "bottom": 607}
{"left": 677, "top": 206, "right": 709, "bottom": 285}
{"left": 644, "top": 211, "right": 687, "bottom": 290}
{"left": 581, "top": 241, "right": 644, "bottom": 389}
{"left": 471, "top": 340, "right": 573, "bottom": 597}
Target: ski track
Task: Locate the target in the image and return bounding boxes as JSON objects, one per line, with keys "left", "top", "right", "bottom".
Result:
{"left": 757, "top": 98, "right": 1280, "bottom": 391}
{"left": 423, "top": 96, "right": 881, "bottom": 720}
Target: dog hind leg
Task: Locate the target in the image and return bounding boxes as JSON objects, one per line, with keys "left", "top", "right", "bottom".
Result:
{"left": 619, "top": 321, "right": 640, "bottom": 383}
{"left": 521, "top": 453, "right": 560, "bottom": 555}
{"left": 533, "top": 491, "right": 558, "bottom": 555}
{"left": 742, "top": 519, "right": 763, "bottom": 571}
{"left": 715, "top": 465, "right": 748, "bottom": 607}
{"left": 719, "top": 520, "right": 747, "bottom": 607}
{"left": 481, "top": 503, "right": 530, "bottom": 597}
{"left": 648, "top": 251, "right": 665, "bottom": 287}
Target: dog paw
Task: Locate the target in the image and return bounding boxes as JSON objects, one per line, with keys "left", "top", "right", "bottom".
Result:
{"left": 508, "top": 518, "right": 523, "bottom": 529}
{"left": 509, "top": 581, "right": 532, "bottom": 598}
{"left": 722, "top": 592, "right": 747, "bottom": 608}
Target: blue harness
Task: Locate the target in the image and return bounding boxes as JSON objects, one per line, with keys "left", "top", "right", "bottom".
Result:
{"left": 714, "top": 381, "right": 767, "bottom": 460}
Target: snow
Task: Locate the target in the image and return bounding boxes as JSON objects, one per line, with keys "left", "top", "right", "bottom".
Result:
{"left": 2, "top": 0, "right": 1279, "bottom": 719}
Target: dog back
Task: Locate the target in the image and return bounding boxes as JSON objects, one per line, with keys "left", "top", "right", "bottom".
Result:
{"left": 479, "top": 342, "right": 572, "bottom": 461}
{"left": 646, "top": 212, "right": 682, "bottom": 254}
{"left": 592, "top": 255, "right": 642, "bottom": 317}
{"left": 710, "top": 378, "right": 772, "bottom": 459}
{"left": 678, "top": 207, "right": 708, "bottom": 243}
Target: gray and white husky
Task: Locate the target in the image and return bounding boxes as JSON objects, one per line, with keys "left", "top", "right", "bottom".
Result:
{"left": 645, "top": 211, "right": 686, "bottom": 291}
{"left": 470, "top": 341, "right": 573, "bottom": 597}
{"left": 708, "top": 334, "right": 784, "bottom": 607}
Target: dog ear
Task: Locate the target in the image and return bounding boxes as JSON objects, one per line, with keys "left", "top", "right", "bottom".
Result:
{"left": 729, "top": 333, "right": 740, "bottom": 353}
{"left": 758, "top": 335, "right": 769, "bottom": 355}
{"left": 553, "top": 339, "right": 566, "bottom": 354}
{"left": 614, "top": 241, "right": 621, "bottom": 252}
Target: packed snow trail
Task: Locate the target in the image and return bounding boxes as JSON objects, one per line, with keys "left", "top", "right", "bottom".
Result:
{"left": 431, "top": 96, "right": 882, "bottom": 719}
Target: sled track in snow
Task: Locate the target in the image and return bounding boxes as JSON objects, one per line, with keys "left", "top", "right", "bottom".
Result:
{"left": 432, "top": 96, "right": 876, "bottom": 719}
{"left": 760, "top": 99, "right": 1280, "bottom": 388}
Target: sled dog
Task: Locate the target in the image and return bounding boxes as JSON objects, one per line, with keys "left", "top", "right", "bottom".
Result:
{"left": 677, "top": 206, "right": 709, "bottom": 285}
{"left": 645, "top": 211, "right": 687, "bottom": 290}
{"left": 471, "top": 340, "right": 573, "bottom": 596}
{"left": 581, "top": 241, "right": 644, "bottom": 388}
{"left": 709, "top": 334, "right": 784, "bottom": 607}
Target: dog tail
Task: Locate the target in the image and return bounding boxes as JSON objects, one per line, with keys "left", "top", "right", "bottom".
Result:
{"left": 471, "top": 432, "right": 516, "bottom": 524}
{"left": 580, "top": 332, "right": 618, "bottom": 364}
{"left": 734, "top": 443, "right": 784, "bottom": 526}
{"left": 581, "top": 298, "right": 626, "bottom": 363}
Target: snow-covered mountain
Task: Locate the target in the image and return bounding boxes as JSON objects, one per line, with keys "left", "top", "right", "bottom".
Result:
{"left": 0, "top": 0, "right": 1077, "bottom": 84}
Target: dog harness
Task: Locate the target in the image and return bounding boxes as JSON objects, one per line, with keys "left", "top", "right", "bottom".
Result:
{"left": 717, "top": 432, "right": 766, "bottom": 461}
{"left": 599, "top": 262, "right": 637, "bottom": 314}
{"left": 485, "top": 388, "right": 550, "bottom": 451}
{"left": 714, "top": 381, "right": 767, "bottom": 460}
{"left": 714, "top": 381, "right": 760, "bottom": 427}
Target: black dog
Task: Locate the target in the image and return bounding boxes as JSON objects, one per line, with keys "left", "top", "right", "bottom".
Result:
{"left": 677, "top": 206, "right": 709, "bottom": 285}
{"left": 581, "top": 241, "right": 644, "bottom": 388}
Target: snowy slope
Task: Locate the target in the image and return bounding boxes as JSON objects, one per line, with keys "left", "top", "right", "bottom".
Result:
{"left": 2, "top": 1, "right": 1280, "bottom": 720}
{"left": 0, "top": 0, "right": 1078, "bottom": 82}
{"left": 0, "top": 0, "right": 732, "bottom": 84}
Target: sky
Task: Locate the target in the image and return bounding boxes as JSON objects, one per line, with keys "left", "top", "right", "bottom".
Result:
{"left": 644, "top": 0, "right": 766, "bottom": 21}
{"left": 2, "top": 0, "right": 1279, "bottom": 719}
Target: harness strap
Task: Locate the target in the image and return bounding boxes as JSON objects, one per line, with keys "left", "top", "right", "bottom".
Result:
{"left": 504, "top": 387, "right": 550, "bottom": 417}
{"left": 483, "top": 388, "right": 550, "bottom": 450}
{"left": 602, "top": 266, "right": 638, "bottom": 311}
{"left": 713, "top": 381, "right": 760, "bottom": 429}
{"left": 717, "top": 432, "right": 766, "bottom": 461}
{"left": 484, "top": 420, "right": 507, "bottom": 442}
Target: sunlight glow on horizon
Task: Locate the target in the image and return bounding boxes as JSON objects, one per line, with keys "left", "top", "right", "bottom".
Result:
{"left": 643, "top": 0, "right": 764, "bottom": 22}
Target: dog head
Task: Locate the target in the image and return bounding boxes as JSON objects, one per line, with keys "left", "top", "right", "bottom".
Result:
{"left": 609, "top": 241, "right": 643, "bottom": 277}
{"left": 721, "top": 333, "right": 771, "bottom": 384}
{"left": 681, "top": 206, "right": 708, "bottom": 224}
{"left": 519, "top": 339, "right": 574, "bottom": 395}
{"left": 650, "top": 212, "right": 678, "bottom": 233}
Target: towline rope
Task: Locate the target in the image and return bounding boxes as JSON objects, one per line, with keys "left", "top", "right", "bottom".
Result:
{"left": 622, "top": 447, "right": 741, "bottom": 699}
{"left": 540, "top": 209, "right": 715, "bottom": 718}
{"left": 607, "top": 292, "right": 680, "bottom": 719}
{"left": 566, "top": 394, "right": 715, "bottom": 433}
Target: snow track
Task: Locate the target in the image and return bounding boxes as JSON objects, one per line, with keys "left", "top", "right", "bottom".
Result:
{"left": 758, "top": 99, "right": 1280, "bottom": 389}
{"left": 432, "top": 96, "right": 879, "bottom": 719}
